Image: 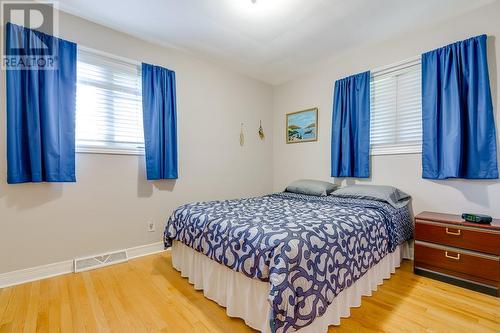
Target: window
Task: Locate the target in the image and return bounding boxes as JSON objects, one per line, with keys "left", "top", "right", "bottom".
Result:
{"left": 370, "top": 58, "right": 422, "bottom": 155}
{"left": 76, "top": 48, "right": 144, "bottom": 154}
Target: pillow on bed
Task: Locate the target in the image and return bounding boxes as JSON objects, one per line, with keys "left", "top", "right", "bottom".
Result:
{"left": 331, "top": 185, "right": 410, "bottom": 208}
{"left": 285, "top": 179, "right": 339, "bottom": 196}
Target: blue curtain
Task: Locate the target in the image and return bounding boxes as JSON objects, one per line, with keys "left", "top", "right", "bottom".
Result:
{"left": 142, "top": 63, "right": 178, "bottom": 180}
{"left": 422, "top": 35, "right": 498, "bottom": 179}
{"left": 6, "top": 23, "right": 77, "bottom": 184}
{"left": 331, "top": 71, "right": 371, "bottom": 178}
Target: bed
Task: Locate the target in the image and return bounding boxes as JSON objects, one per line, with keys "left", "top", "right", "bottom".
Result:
{"left": 164, "top": 191, "right": 413, "bottom": 333}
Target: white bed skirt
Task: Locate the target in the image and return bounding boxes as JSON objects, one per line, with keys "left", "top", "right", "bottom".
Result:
{"left": 171, "top": 241, "right": 412, "bottom": 333}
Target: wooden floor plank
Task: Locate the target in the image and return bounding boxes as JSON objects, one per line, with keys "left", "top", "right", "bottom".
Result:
{"left": 9, "top": 283, "right": 31, "bottom": 333}
{"left": 81, "top": 272, "right": 111, "bottom": 333}
{"left": 47, "top": 277, "right": 61, "bottom": 333}
{"left": 0, "top": 288, "right": 13, "bottom": 324}
{"left": 35, "top": 280, "right": 50, "bottom": 333}
{"left": 58, "top": 275, "right": 75, "bottom": 333}
{"left": 0, "top": 252, "right": 498, "bottom": 333}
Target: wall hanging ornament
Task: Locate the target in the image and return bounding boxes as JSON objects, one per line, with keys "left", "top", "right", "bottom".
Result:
{"left": 240, "top": 123, "right": 245, "bottom": 146}
{"left": 258, "top": 120, "right": 265, "bottom": 140}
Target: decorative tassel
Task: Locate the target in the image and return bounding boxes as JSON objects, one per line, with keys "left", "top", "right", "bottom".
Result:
{"left": 240, "top": 123, "right": 245, "bottom": 146}
{"left": 258, "top": 120, "right": 265, "bottom": 140}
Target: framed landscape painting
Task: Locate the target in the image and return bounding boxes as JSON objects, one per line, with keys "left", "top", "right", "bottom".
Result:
{"left": 286, "top": 108, "right": 318, "bottom": 144}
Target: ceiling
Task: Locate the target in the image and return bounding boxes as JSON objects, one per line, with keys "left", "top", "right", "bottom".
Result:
{"left": 58, "top": 0, "right": 495, "bottom": 85}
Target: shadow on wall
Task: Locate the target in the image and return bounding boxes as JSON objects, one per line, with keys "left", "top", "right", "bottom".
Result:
{"left": 335, "top": 172, "right": 499, "bottom": 211}
{"left": 0, "top": 151, "right": 176, "bottom": 210}
{"left": 344, "top": 178, "right": 372, "bottom": 186}
{"left": 136, "top": 157, "right": 177, "bottom": 198}
{"left": 335, "top": 177, "right": 373, "bottom": 186}
{"left": 488, "top": 36, "right": 497, "bottom": 121}
{"left": 0, "top": 159, "right": 64, "bottom": 211}
{"left": 429, "top": 178, "right": 499, "bottom": 207}
{"left": 0, "top": 181, "right": 64, "bottom": 211}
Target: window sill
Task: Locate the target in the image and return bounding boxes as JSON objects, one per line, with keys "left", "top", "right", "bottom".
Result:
{"left": 76, "top": 146, "right": 145, "bottom": 156}
{"left": 370, "top": 144, "right": 421, "bottom": 156}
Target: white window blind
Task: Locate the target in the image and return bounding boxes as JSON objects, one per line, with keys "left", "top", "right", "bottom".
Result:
{"left": 370, "top": 58, "right": 422, "bottom": 155}
{"left": 76, "top": 48, "right": 144, "bottom": 154}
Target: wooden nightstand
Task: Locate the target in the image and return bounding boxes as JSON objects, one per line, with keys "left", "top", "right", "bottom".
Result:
{"left": 414, "top": 211, "right": 500, "bottom": 297}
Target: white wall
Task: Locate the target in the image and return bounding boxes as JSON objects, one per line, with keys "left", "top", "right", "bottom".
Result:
{"left": 0, "top": 12, "right": 274, "bottom": 273}
{"left": 272, "top": 1, "right": 500, "bottom": 217}
{"left": 2, "top": 2, "right": 499, "bottom": 276}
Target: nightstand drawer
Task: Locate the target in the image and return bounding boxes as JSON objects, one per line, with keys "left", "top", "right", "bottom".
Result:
{"left": 415, "top": 242, "right": 500, "bottom": 282}
{"left": 415, "top": 220, "right": 500, "bottom": 255}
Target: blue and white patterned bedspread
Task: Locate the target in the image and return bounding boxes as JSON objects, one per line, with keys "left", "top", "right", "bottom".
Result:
{"left": 164, "top": 192, "right": 413, "bottom": 333}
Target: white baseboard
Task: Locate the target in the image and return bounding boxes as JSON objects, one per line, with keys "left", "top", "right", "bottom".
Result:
{"left": 0, "top": 241, "right": 166, "bottom": 289}
{"left": 127, "top": 241, "right": 166, "bottom": 259}
{"left": 0, "top": 260, "right": 74, "bottom": 290}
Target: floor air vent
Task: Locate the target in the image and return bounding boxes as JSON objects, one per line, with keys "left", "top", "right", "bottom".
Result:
{"left": 74, "top": 250, "right": 128, "bottom": 273}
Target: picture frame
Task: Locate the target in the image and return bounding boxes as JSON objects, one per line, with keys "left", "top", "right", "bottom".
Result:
{"left": 286, "top": 107, "right": 318, "bottom": 144}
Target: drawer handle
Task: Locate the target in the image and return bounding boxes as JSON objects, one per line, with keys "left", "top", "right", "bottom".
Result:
{"left": 445, "top": 251, "right": 461, "bottom": 260}
{"left": 445, "top": 228, "right": 461, "bottom": 236}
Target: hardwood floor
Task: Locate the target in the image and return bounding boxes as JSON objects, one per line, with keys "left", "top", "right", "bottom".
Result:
{"left": 0, "top": 252, "right": 498, "bottom": 333}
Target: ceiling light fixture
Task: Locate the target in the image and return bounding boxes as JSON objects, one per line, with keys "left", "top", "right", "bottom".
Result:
{"left": 232, "top": 0, "right": 290, "bottom": 19}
